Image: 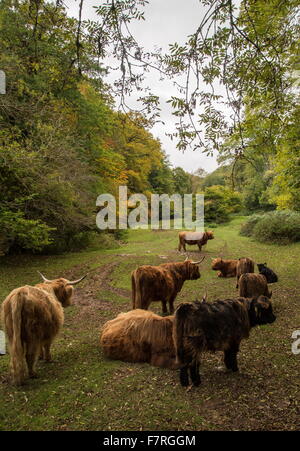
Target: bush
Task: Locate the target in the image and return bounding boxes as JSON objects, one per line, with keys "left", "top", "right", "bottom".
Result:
{"left": 240, "top": 211, "right": 300, "bottom": 244}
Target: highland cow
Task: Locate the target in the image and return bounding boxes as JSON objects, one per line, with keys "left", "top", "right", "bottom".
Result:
{"left": 238, "top": 273, "right": 272, "bottom": 299}
{"left": 236, "top": 257, "right": 255, "bottom": 288}
{"left": 211, "top": 258, "right": 238, "bottom": 278}
{"left": 131, "top": 257, "right": 204, "bottom": 314}
{"left": 174, "top": 295, "right": 276, "bottom": 387}
{"left": 257, "top": 263, "right": 278, "bottom": 283}
{"left": 178, "top": 231, "right": 214, "bottom": 252}
{"left": 100, "top": 309, "right": 178, "bottom": 369}
{"left": 1, "top": 272, "right": 86, "bottom": 385}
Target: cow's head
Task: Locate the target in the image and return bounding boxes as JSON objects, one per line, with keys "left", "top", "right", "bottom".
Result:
{"left": 211, "top": 257, "right": 223, "bottom": 270}
{"left": 257, "top": 263, "right": 267, "bottom": 272}
{"left": 248, "top": 295, "right": 276, "bottom": 327}
{"left": 206, "top": 231, "right": 214, "bottom": 240}
{"left": 38, "top": 272, "right": 87, "bottom": 307}
{"left": 184, "top": 256, "right": 205, "bottom": 280}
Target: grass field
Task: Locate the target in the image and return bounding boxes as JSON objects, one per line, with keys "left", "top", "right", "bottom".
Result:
{"left": 0, "top": 217, "right": 299, "bottom": 431}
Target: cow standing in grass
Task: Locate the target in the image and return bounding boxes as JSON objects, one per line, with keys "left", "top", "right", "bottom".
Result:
{"left": 238, "top": 273, "right": 272, "bottom": 299}
{"left": 173, "top": 295, "right": 276, "bottom": 387}
{"left": 131, "top": 257, "right": 204, "bottom": 314}
{"left": 178, "top": 231, "right": 214, "bottom": 252}
{"left": 1, "top": 272, "right": 86, "bottom": 385}
{"left": 236, "top": 257, "right": 255, "bottom": 288}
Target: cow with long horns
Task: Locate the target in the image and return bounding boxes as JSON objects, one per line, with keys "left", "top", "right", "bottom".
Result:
{"left": 1, "top": 272, "right": 86, "bottom": 385}
{"left": 131, "top": 257, "right": 205, "bottom": 314}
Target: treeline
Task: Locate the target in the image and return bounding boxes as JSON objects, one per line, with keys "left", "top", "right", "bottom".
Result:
{"left": 0, "top": 0, "right": 192, "bottom": 254}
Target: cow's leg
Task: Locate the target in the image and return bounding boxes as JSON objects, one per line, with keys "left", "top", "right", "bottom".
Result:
{"left": 224, "top": 344, "right": 239, "bottom": 372}
{"left": 168, "top": 296, "right": 176, "bottom": 314}
{"left": 197, "top": 244, "right": 202, "bottom": 252}
{"left": 189, "top": 361, "right": 201, "bottom": 386}
{"left": 26, "top": 343, "right": 40, "bottom": 378}
{"left": 161, "top": 300, "right": 168, "bottom": 315}
{"left": 43, "top": 341, "right": 53, "bottom": 362}
{"left": 179, "top": 365, "right": 190, "bottom": 386}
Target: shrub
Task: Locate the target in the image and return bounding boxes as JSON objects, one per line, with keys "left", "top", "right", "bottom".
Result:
{"left": 240, "top": 211, "right": 300, "bottom": 244}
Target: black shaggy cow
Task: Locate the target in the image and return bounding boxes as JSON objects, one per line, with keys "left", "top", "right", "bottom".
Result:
{"left": 174, "top": 295, "right": 276, "bottom": 387}
{"left": 257, "top": 263, "right": 278, "bottom": 283}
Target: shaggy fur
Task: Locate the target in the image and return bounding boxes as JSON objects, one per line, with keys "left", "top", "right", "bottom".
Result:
{"left": 236, "top": 257, "right": 255, "bottom": 288}
{"left": 1, "top": 279, "right": 74, "bottom": 385}
{"left": 211, "top": 258, "right": 238, "bottom": 278}
{"left": 100, "top": 309, "right": 178, "bottom": 369}
{"left": 131, "top": 260, "right": 201, "bottom": 314}
{"left": 174, "top": 296, "right": 276, "bottom": 387}
{"left": 257, "top": 263, "right": 278, "bottom": 283}
{"left": 238, "top": 273, "right": 272, "bottom": 299}
{"left": 178, "top": 231, "right": 214, "bottom": 252}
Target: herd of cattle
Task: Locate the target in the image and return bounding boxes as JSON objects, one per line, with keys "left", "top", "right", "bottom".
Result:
{"left": 1, "top": 230, "right": 278, "bottom": 388}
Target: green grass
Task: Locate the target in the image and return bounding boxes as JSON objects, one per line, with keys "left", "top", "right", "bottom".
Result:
{"left": 0, "top": 216, "right": 299, "bottom": 431}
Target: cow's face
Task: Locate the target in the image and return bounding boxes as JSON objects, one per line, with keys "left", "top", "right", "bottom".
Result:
{"left": 249, "top": 296, "right": 276, "bottom": 327}
{"left": 211, "top": 258, "right": 222, "bottom": 270}
{"left": 52, "top": 278, "right": 74, "bottom": 307}
{"left": 207, "top": 231, "right": 214, "bottom": 240}
{"left": 186, "top": 262, "right": 201, "bottom": 280}
{"left": 257, "top": 263, "right": 267, "bottom": 272}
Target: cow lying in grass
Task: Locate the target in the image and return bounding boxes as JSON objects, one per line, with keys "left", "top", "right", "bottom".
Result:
{"left": 100, "top": 309, "right": 179, "bottom": 369}
{"left": 1, "top": 272, "right": 86, "bottom": 385}
{"left": 211, "top": 258, "right": 238, "bottom": 277}
{"left": 238, "top": 273, "right": 272, "bottom": 299}
{"left": 131, "top": 257, "right": 204, "bottom": 314}
{"left": 257, "top": 263, "right": 278, "bottom": 283}
{"left": 236, "top": 257, "right": 255, "bottom": 288}
{"left": 174, "top": 295, "right": 276, "bottom": 387}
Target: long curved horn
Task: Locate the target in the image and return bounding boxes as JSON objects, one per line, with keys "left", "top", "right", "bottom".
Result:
{"left": 191, "top": 256, "right": 206, "bottom": 265}
{"left": 37, "top": 271, "right": 52, "bottom": 283}
{"left": 66, "top": 274, "right": 87, "bottom": 286}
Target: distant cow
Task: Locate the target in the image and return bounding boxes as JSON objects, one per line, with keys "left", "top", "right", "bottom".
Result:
{"left": 131, "top": 257, "right": 204, "bottom": 314}
{"left": 100, "top": 309, "right": 179, "bottom": 369}
{"left": 238, "top": 273, "right": 272, "bottom": 299}
{"left": 257, "top": 263, "right": 278, "bottom": 283}
{"left": 1, "top": 272, "right": 86, "bottom": 385}
{"left": 178, "top": 231, "right": 214, "bottom": 252}
{"left": 174, "top": 295, "right": 276, "bottom": 387}
{"left": 211, "top": 258, "right": 238, "bottom": 277}
{"left": 236, "top": 257, "right": 255, "bottom": 288}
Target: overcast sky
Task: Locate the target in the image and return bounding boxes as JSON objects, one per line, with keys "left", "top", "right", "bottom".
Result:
{"left": 64, "top": 0, "right": 222, "bottom": 174}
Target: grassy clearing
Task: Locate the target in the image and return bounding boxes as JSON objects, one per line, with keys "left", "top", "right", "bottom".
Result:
{"left": 0, "top": 217, "right": 299, "bottom": 431}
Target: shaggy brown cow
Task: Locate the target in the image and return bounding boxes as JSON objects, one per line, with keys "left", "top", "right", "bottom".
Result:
{"left": 178, "top": 231, "right": 214, "bottom": 252}
{"left": 236, "top": 257, "right": 255, "bottom": 288}
{"left": 211, "top": 258, "right": 238, "bottom": 278}
{"left": 100, "top": 309, "right": 179, "bottom": 369}
{"left": 238, "top": 273, "right": 272, "bottom": 299}
{"left": 131, "top": 257, "right": 204, "bottom": 314}
{"left": 174, "top": 295, "right": 276, "bottom": 386}
{"left": 1, "top": 272, "right": 86, "bottom": 385}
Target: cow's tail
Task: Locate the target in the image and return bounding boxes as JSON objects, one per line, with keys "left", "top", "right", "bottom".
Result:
{"left": 8, "top": 288, "right": 28, "bottom": 385}
{"left": 174, "top": 304, "right": 190, "bottom": 365}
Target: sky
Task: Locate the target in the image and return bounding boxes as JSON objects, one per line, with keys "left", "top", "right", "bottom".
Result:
{"left": 63, "top": 0, "right": 221, "bottom": 174}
